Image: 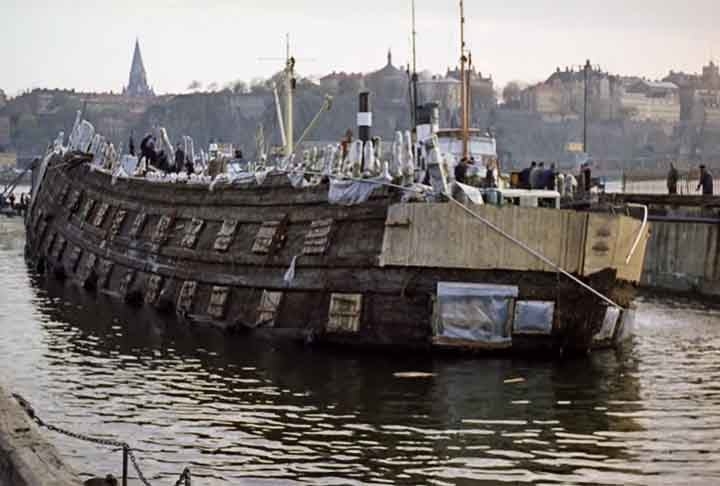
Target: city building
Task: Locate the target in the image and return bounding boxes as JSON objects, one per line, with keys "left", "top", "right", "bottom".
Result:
{"left": 663, "top": 61, "right": 720, "bottom": 123}
{"left": 318, "top": 71, "right": 364, "bottom": 92}
{"left": 620, "top": 80, "right": 681, "bottom": 123}
{"left": 519, "top": 67, "right": 622, "bottom": 121}
{"left": 417, "top": 64, "right": 495, "bottom": 127}
{"left": 364, "top": 50, "right": 408, "bottom": 104}
{"left": 0, "top": 116, "right": 10, "bottom": 150}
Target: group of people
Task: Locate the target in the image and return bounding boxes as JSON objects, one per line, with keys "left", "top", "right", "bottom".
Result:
{"left": 0, "top": 192, "right": 30, "bottom": 215}
{"left": 518, "top": 161, "right": 560, "bottom": 191}
{"left": 129, "top": 132, "right": 195, "bottom": 175}
{"left": 666, "top": 163, "right": 714, "bottom": 195}
{"left": 453, "top": 157, "right": 499, "bottom": 188}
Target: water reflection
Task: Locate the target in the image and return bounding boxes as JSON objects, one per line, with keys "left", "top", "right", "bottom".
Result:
{"left": 1, "top": 219, "right": 719, "bottom": 485}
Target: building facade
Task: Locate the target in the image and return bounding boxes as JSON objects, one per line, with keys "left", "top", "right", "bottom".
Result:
{"left": 620, "top": 80, "right": 681, "bottom": 123}
{"left": 519, "top": 67, "right": 622, "bottom": 121}
{"left": 663, "top": 61, "right": 720, "bottom": 124}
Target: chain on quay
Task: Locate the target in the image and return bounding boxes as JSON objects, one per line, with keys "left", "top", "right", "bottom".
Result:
{"left": 12, "top": 393, "right": 192, "bottom": 486}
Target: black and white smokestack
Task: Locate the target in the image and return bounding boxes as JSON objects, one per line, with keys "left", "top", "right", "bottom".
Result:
{"left": 358, "top": 91, "right": 371, "bottom": 169}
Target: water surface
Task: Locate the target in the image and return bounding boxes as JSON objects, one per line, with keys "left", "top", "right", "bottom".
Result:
{"left": 1, "top": 218, "right": 719, "bottom": 485}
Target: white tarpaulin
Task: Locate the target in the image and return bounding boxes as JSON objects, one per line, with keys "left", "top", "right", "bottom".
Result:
{"left": 69, "top": 120, "right": 95, "bottom": 152}
{"left": 120, "top": 155, "right": 139, "bottom": 175}
{"left": 328, "top": 177, "right": 386, "bottom": 206}
{"left": 453, "top": 182, "right": 485, "bottom": 205}
{"left": 594, "top": 306, "right": 621, "bottom": 343}
{"left": 436, "top": 283, "right": 517, "bottom": 343}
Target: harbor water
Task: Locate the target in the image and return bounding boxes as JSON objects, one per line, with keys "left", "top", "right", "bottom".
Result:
{"left": 1, "top": 217, "right": 719, "bottom": 485}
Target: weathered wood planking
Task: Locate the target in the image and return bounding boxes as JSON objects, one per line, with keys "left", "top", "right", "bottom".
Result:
{"left": 380, "top": 203, "right": 588, "bottom": 274}
{"left": 583, "top": 213, "right": 648, "bottom": 283}
{"left": 380, "top": 203, "right": 647, "bottom": 283}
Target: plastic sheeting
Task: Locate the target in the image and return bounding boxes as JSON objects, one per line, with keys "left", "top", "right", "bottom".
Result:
{"left": 594, "top": 306, "right": 621, "bottom": 342}
{"left": 69, "top": 120, "right": 95, "bottom": 152}
{"left": 283, "top": 256, "right": 298, "bottom": 285}
{"left": 328, "top": 176, "right": 387, "bottom": 206}
{"left": 453, "top": 182, "right": 484, "bottom": 205}
{"left": 513, "top": 301, "right": 555, "bottom": 334}
{"left": 288, "top": 170, "right": 315, "bottom": 189}
{"left": 436, "top": 282, "right": 517, "bottom": 343}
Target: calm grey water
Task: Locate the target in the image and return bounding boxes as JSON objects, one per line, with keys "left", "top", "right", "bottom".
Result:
{"left": 1, "top": 217, "right": 720, "bottom": 486}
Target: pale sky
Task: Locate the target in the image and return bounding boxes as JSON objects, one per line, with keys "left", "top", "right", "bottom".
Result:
{"left": 1, "top": 0, "right": 718, "bottom": 96}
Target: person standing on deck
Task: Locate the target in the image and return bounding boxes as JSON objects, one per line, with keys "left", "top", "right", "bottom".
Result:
{"left": 530, "top": 162, "right": 542, "bottom": 189}
{"left": 128, "top": 131, "right": 136, "bottom": 156}
{"left": 454, "top": 157, "right": 468, "bottom": 184}
{"left": 582, "top": 163, "right": 593, "bottom": 193}
{"left": 697, "top": 165, "right": 714, "bottom": 195}
{"left": 174, "top": 143, "right": 186, "bottom": 173}
{"left": 546, "top": 163, "right": 557, "bottom": 191}
{"left": 519, "top": 162, "right": 534, "bottom": 189}
{"left": 667, "top": 163, "right": 679, "bottom": 194}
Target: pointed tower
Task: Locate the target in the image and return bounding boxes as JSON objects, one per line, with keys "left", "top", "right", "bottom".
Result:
{"left": 123, "top": 39, "right": 154, "bottom": 97}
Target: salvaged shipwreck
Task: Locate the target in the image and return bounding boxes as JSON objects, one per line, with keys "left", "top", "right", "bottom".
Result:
{"left": 24, "top": 126, "right": 649, "bottom": 357}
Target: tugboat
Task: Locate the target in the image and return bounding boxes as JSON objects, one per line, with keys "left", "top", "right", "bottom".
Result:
{"left": 23, "top": 5, "right": 649, "bottom": 357}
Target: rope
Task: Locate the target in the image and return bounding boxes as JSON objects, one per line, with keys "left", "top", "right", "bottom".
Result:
{"left": 12, "top": 393, "right": 190, "bottom": 486}
{"left": 293, "top": 167, "right": 623, "bottom": 309}
{"left": 446, "top": 197, "right": 623, "bottom": 310}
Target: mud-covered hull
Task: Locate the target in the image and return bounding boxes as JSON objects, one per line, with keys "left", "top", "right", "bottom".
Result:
{"left": 25, "top": 155, "right": 642, "bottom": 357}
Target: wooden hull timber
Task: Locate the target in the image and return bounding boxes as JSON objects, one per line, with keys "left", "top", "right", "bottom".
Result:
{"left": 24, "top": 154, "right": 648, "bottom": 357}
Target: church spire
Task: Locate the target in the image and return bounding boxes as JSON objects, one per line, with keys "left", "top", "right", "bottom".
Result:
{"left": 124, "top": 38, "right": 154, "bottom": 97}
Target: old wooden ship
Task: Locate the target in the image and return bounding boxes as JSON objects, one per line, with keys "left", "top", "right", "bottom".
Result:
{"left": 23, "top": 107, "right": 649, "bottom": 358}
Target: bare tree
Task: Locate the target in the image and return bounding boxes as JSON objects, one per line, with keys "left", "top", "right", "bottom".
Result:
{"left": 502, "top": 81, "right": 524, "bottom": 107}
{"left": 228, "top": 80, "right": 248, "bottom": 94}
{"left": 187, "top": 80, "right": 203, "bottom": 92}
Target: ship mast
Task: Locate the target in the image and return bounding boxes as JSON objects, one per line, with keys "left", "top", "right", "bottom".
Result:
{"left": 459, "top": 0, "right": 469, "bottom": 160}
{"left": 285, "top": 33, "right": 295, "bottom": 157}
{"left": 410, "top": 0, "right": 418, "bottom": 130}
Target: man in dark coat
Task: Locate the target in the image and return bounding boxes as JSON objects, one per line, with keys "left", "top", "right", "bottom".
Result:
{"left": 174, "top": 144, "right": 186, "bottom": 173}
{"left": 454, "top": 158, "right": 468, "bottom": 183}
{"left": 697, "top": 165, "right": 714, "bottom": 195}
{"left": 546, "top": 163, "right": 557, "bottom": 191}
{"left": 667, "top": 163, "right": 679, "bottom": 194}
{"left": 583, "top": 163, "right": 592, "bottom": 193}
{"left": 520, "top": 162, "right": 535, "bottom": 189}
{"left": 128, "top": 131, "right": 136, "bottom": 156}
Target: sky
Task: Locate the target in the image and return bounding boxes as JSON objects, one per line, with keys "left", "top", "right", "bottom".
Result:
{"left": 1, "top": 0, "right": 719, "bottom": 96}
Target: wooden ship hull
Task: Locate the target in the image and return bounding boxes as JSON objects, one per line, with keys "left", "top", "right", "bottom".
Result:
{"left": 24, "top": 153, "right": 649, "bottom": 357}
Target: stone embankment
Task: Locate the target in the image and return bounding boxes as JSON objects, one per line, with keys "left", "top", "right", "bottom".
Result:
{"left": 0, "top": 386, "right": 82, "bottom": 486}
{"left": 600, "top": 193, "right": 720, "bottom": 297}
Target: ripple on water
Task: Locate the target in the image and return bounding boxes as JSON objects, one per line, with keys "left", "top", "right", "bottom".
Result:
{"left": 1, "top": 219, "right": 720, "bottom": 485}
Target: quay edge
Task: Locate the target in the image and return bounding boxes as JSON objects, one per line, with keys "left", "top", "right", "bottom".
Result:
{"left": 0, "top": 385, "right": 82, "bottom": 486}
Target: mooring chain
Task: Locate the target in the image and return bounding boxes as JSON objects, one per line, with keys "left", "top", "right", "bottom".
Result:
{"left": 12, "top": 393, "right": 191, "bottom": 486}
{"left": 174, "top": 468, "right": 191, "bottom": 486}
{"left": 126, "top": 446, "right": 154, "bottom": 486}
{"left": 41, "top": 420, "right": 126, "bottom": 448}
